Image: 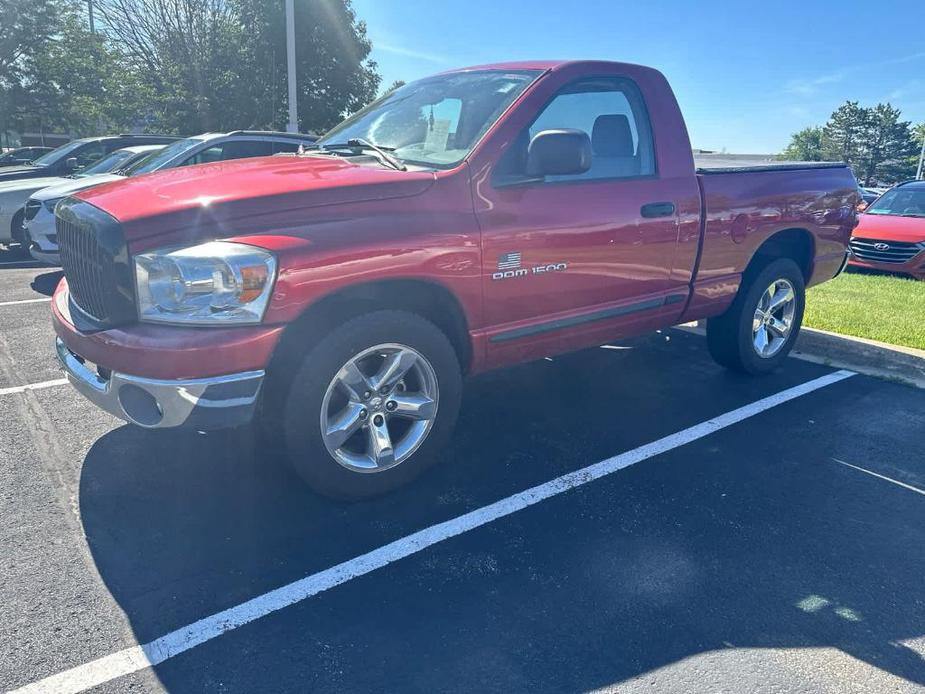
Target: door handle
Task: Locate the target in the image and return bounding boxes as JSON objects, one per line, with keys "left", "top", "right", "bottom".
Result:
{"left": 640, "top": 202, "right": 676, "bottom": 218}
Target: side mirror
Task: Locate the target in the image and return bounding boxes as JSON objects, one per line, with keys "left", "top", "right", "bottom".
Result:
{"left": 65, "top": 157, "right": 79, "bottom": 170}
{"left": 526, "top": 129, "right": 592, "bottom": 177}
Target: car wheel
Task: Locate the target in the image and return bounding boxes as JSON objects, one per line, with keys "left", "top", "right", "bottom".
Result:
{"left": 707, "top": 257, "right": 805, "bottom": 374}
{"left": 282, "top": 310, "right": 462, "bottom": 499}
{"left": 11, "top": 209, "right": 26, "bottom": 248}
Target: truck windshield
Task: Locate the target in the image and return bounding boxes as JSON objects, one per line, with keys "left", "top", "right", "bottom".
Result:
{"left": 126, "top": 137, "right": 205, "bottom": 175}
{"left": 316, "top": 69, "right": 541, "bottom": 169}
{"left": 74, "top": 149, "right": 135, "bottom": 177}
{"left": 866, "top": 187, "right": 925, "bottom": 217}
{"left": 29, "top": 140, "right": 90, "bottom": 168}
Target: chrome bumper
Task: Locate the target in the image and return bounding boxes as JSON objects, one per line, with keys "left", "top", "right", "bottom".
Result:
{"left": 56, "top": 338, "right": 264, "bottom": 430}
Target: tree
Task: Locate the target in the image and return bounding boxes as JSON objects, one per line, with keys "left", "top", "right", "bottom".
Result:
{"left": 821, "top": 101, "right": 869, "bottom": 165}
{"left": 0, "top": 0, "right": 68, "bottom": 141}
{"left": 382, "top": 80, "right": 406, "bottom": 96}
{"left": 94, "top": 0, "right": 246, "bottom": 133}
{"left": 780, "top": 126, "right": 824, "bottom": 161}
{"left": 233, "top": 0, "right": 381, "bottom": 134}
{"left": 855, "top": 104, "right": 918, "bottom": 185}
{"left": 2, "top": 2, "right": 150, "bottom": 141}
{"left": 783, "top": 102, "right": 920, "bottom": 184}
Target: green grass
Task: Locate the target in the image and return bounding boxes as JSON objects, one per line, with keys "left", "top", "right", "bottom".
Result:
{"left": 805, "top": 271, "right": 925, "bottom": 350}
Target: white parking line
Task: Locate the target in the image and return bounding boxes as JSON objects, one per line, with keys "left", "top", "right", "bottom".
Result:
{"left": 0, "top": 297, "right": 51, "bottom": 307}
{"left": 8, "top": 369, "right": 855, "bottom": 694}
{"left": 0, "top": 378, "right": 68, "bottom": 397}
{"left": 831, "top": 458, "right": 925, "bottom": 496}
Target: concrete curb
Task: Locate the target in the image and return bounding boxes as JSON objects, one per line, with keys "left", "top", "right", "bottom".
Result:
{"left": 676, "top": 322, "right": 925, "bottom": 389}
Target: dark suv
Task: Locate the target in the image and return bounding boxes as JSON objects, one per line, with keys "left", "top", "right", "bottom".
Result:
{"left": 0, "top": 135, "right": 177, "bottom": 183}
{"left": 0, "top": 147, "right": 53, "bottom": 167}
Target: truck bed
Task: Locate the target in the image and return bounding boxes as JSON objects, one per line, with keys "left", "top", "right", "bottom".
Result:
{"left": 694, "top": 154, "right": 848, "bottom": 175}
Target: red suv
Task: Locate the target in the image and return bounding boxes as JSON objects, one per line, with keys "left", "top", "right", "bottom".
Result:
{"left": 849, "top": 181, "right": 925, "bottom": 279}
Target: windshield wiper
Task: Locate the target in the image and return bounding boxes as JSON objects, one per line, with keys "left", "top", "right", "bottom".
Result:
{"left": 315, "top": 138, "right": 406, "bottom": 172}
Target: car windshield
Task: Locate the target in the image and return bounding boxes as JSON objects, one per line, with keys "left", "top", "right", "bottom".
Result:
{"left": 75, "top": 149, "right": 136, "bottom": 177}
{"left": 126, "top": 137, "right": 204, "bottom": 174}
{"left": 865, "top": 187, "right": 925, "bottom": 217}
{"left": 29, "top": 140, "right": 90, "bottom": 167}
{"left": 316, "top": 69, "right": 541, "bottom": 169}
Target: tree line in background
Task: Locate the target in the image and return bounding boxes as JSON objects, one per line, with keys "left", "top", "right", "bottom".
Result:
{"left": 0, "top": 0, "right": 381, "bottom": 141}
{"left": 781, "top": 101, "right": 924, "bottom": 185}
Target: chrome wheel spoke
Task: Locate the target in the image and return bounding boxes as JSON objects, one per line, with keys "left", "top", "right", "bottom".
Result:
{"left": 367, "top": 417, "right": 395, "bottom": 468}
{"left": 337, "top": 362, "right": 372, "bottom": 400}
{"left": 323, "top": 402, "right": 366, "bottom": 450}
{"left": 370, "top": 349, "right": 417, "bottom": 392}
{"left": 389, "top": 393, "right": 436, "bottom": 421}
{"left": 767, "top": 285, "right": 794, "bottom": 313}
{"left": 754, "top": 325, "right": 769, "bottom": 354}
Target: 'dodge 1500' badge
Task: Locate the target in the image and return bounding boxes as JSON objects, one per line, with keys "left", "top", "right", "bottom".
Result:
{"left": 491, "top": 252, "right": 567, "bottom": 281}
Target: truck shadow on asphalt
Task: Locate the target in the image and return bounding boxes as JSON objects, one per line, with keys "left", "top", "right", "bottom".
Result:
{"left": 76, "top": 331, "right": 925, "bottom": 691}
{"left": 29, "top": 270, "right": 63, "bottom": 297}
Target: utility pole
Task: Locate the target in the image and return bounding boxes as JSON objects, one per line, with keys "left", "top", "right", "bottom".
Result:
{"left": 917, "top": 130, "right": 925, "bottom": 180}
{"left": 285, "top": 0, "right": 298, "bottom": 133}
{"left": 88, "top": 0, "right": 95, "bottom": 33}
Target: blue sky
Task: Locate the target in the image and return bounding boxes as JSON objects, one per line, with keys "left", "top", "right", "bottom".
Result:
{"left": 352, "top": 0, "right": 925, "bottom": 153}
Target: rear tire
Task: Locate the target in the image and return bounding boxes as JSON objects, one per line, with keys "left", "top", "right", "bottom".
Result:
{"left": 281, "top": 310, "right": 462, "bottom": 499}
{"left": 707, "top": 258, "right": 805, "bottom": 374}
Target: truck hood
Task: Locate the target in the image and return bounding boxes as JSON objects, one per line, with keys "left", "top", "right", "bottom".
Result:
{"left": 855, "top": 212, "right": 925, "bottom": 243}
{"left": 75, "top": 155, "right": 436, "bottom": 245}
{"left": 31, "top": 173, "right": 122, "bottom": 202}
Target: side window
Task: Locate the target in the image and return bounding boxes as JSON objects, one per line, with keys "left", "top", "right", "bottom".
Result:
{"left": 272, "top": 140, "right": 302, "bottom": 154}
{"left": 501, "top": 77, "right": 655, "bottom": 183}
{"left": 72, "top": 142, "right": 105, "bottom": 169}
{"left": 181, "top": 140, "right": 273, "bottom": 166}
{"left": 182, "top": 146, "right": 223, "bottom": 166}
{"left": 219, "top": 140, "right": 273, "bottom": 160}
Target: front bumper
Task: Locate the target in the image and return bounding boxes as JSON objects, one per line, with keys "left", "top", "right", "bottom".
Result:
{"left": 56, "top": 337, "right": 264, "bottom": 429}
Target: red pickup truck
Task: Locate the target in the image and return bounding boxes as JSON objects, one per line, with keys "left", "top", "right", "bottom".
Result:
{"left": 52, "top": 61, "right": 858, "bottom": 498}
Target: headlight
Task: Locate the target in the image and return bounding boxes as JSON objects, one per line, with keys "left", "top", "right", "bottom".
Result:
{"left": 43, "top": 197, "right": 62, "bottom": 213}
{"left": 135, "top": 241, "right": 277, "bottom": 325}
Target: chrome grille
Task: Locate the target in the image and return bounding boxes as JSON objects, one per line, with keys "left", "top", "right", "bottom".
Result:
{"left": 55, "top": 199, "right": 134, "bottom": 326}
{"left": 849, "top": 237, "right": 924, "bottom": 264}
{"left": 23, "top": 200, "right": 41, "bottom": 221}
{"left": 57, "top": 215, "right": 109, "bottom": 319}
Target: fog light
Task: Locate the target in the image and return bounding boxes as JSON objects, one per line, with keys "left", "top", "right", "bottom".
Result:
{"left": 118, "top": 384, "right": 164, "bottom": 426}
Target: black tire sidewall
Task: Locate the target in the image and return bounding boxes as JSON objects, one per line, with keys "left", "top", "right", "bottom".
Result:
{"left": 734, "top": 258, "right": 805, "bottom": 374}
{"left": 282, "top": 310, "right": 461, "bottom": 499}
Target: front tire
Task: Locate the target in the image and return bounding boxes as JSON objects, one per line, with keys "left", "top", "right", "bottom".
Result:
{"left": 281, "top": 310, "right": 462, "bottom": 499}
{"left": 707, "top": 258, "right": 805, "bottom": 374}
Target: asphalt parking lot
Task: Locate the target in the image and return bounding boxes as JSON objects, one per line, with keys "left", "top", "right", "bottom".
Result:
{"left": 1, "top": 258, "right": 924, "bottom": 693}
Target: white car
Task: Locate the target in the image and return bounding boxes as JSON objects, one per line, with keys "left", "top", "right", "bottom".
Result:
{"left": 2, "top": 145, "right": 164, "bottom": 252}
{"left": 23, "top": 130, "right": 316, "bottom": 264}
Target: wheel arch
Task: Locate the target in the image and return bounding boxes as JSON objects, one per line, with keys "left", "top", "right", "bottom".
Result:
{"left": 744, "top": 228, "right": 815, "bottom": 283}
{"left": 266, "top": 278, "right": 473, "bottom": 393}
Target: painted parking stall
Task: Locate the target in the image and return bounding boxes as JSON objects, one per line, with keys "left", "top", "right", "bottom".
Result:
{"left": 0, "top": 263, "right": 923, "bottom": 692}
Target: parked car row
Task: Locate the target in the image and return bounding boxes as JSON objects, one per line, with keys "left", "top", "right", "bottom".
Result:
{"left": 0, "top": 130, "right": 317, "bottom": 263}
{"left": 0, "top": 146, "right": 53, "bottom": 167}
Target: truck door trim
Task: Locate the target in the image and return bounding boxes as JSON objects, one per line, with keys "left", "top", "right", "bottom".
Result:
{"left": 489, "top": 293, "right": 686, "bottom": 343}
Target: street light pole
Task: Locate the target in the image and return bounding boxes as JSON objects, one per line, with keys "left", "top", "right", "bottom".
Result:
{"left": 285, "top": 0, "right": 298, "bottom": 133}
{"left": 917, "top": 130, "right": 925, "bottom": 180}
